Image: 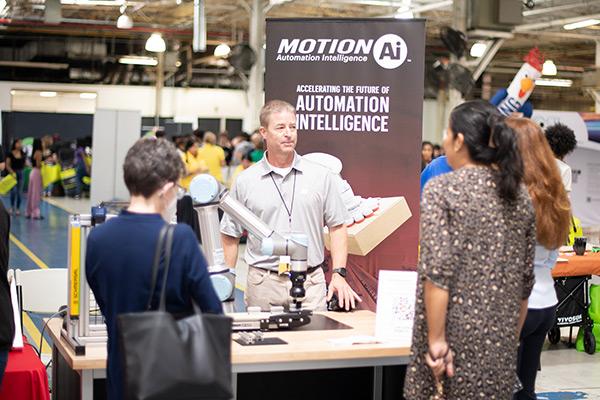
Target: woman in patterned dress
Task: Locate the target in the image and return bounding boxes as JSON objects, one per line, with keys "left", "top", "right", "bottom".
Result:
{"left": 404, "top": 100, "right": 536, "bottom": 400}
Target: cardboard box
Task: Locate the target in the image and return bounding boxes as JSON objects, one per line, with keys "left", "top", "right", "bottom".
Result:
{"left": 324, "top": 196, "right": 412, "bottom": 256}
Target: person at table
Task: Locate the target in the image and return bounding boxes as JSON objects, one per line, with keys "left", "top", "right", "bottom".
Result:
{"left": 86, "top": 138, "right": 222, "bottom": 400}
{"left": 507, "top": 117, "right": 571, "bottom": 400}
{"left": 404, "top": 100, "right": 535, "bottom": 400}
{"left": 220, "top": 99, "right": 361, "bottom": 311}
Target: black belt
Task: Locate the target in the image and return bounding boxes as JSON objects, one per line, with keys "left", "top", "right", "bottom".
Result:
{"left": 257, "top": 263, "right": 325, "bottom": 274}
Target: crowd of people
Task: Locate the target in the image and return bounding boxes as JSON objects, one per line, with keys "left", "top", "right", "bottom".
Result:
{"left": 1, "top": 135, "right": 92, "bottom": 219}
{"left": 162, "top": 129, "right": 265, "bottom": 190}
{"left": 421, "top": 140, "right": 444, "bottom": 171}
{"left": 0, "top": 99, "right": 582, "bottom": 399}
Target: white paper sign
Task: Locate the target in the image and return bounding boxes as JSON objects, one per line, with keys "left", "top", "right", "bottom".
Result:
{"left": 375, "top": 270, "right": 417, "bottom": 345}
{"left": 10, "top": 276, "right": 24, "bottom": 350}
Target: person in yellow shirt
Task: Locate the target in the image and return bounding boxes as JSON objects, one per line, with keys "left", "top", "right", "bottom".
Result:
{"left": 228, "top": 150, "right": 253, "bottom": 188}
{"left": 197, "top": 131, "right": 226, "bottom": 183}
{"left": 180, "top": 139, "right": 208, "bottom": 190}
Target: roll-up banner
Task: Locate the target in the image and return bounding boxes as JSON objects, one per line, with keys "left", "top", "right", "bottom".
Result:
{"left": 265, "top": 19, "right": 425, "bottom": 310}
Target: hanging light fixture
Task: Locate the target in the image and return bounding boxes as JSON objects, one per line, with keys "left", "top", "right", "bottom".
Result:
{"left": 470, "top": 42, "right": 487, "bottom": 58}
{"left": 214, "top": 43, "right": 231, "bottom": 57}
{"left": 145, "top": 33, "right": 166, "bottom": 53}
{"left": 542, "top": 60, "right": 557, "bottom": 76}
{"left": 117, "top": 14, "right": 133, "bottom": 29}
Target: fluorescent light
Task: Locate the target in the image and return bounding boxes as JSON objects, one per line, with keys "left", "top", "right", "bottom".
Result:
{"left": 535, "top": 78, "right": 572, "bottom": 88}
{"left": 214, "top": 43, "right": 231, "bottom": 57}
{"left": 79, "top": 92, "right": 97, "bottom": 99}
{"left": 40, "top": 91, "right": 57, "bottom": 97}
{"left": 117, "top": 14, "right": 133, "bottom": 29}
{"left": 470, "top": 42, "right": 487, "bottom": 58}
{"left": 118, "top": 56, "right": 158, "bottom": 66}
{"left": 563, "top": 19, "right": 600, "bottom": 30}
{"left": 542, "top": 60, "right": 557, "bottom": 76}
{"left": 60, "top": 0, "right": 126, "bottom": 5}
{"left": 145, "top": 33, "right": 166, "bottom": 53}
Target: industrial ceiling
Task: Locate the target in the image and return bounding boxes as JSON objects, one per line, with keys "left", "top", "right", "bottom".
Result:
{"left": 2, "top": 0, "right": 600, "bottom": 110}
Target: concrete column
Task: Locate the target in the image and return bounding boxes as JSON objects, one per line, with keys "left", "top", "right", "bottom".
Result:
{"left": 155, "top": 52, "right": 165, "bottom": 126}
{"left": 596, "top": 40, "right": 600, "bottom": 113}
{"left": 244, "top": 0, "right": 265, "bottom": 132}
{"left": 448, "top": 0, "right": 467, "bottom": 112}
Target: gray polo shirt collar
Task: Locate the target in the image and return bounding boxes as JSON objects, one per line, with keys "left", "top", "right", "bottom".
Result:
{"left": 258, "top": 151, "right": 305, "bottom": 177}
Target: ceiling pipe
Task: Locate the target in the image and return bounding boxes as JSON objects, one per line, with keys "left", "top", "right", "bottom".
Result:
{"left": 0, "top": 60, "right": 69, "bottom": 69}
{"left": 472, "top": 38, "right": 505, "bottom": 81}
{"left": 519, "top": 30, "right": 600, "bottom": 41}
{"left": 514, "top": 13, "right": 600, "bottom": 32}
{"left": 193, "top": 0, "right": 206, "bottom": 52}
{"left": 0, "top": 18, "right": 235, "bottom": 42}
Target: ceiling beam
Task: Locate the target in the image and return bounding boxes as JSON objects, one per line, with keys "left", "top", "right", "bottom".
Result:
{"left": 522, "top": 0, "right": 600, "bottom": 17}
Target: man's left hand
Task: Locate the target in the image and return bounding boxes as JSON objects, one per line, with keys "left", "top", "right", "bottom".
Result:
{"left": 327, "top": 274, "right": 362, "bottom": 311}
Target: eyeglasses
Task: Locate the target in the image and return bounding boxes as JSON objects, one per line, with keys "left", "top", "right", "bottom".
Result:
{"left": 176, "top": 183, "right": 187, "bottom": 200}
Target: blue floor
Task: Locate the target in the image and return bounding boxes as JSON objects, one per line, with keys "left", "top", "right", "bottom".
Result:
{"left": 5, "top": 198, "right": 69, "bottom": 270}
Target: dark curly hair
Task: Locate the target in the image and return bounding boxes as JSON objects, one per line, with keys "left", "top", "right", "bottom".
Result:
{"left": 544, "top": 123, "right": 577, "bottom": 159}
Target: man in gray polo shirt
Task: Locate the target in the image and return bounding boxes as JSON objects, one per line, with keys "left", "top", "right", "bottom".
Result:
{"left": 220, "top": 99, "right": 361, "bottom": 311}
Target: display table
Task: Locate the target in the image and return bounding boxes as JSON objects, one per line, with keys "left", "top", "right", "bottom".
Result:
{"left": 552, "top": 252, "right": 600, "bottom": 278}
{"left": 0, "top": 338, "right": 50, "bottom": 400}
{"left": 47, "top": 310, "right": 410, "bottom": 400}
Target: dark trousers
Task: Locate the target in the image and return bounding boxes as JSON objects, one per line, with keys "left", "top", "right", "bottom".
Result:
{"left": 9, "top": 170, "right": 23, "bottom": 209}
{"left": 0, "top": 349, "right": 8, "bottom": 387}
{"left": 514, "top": 305, "right": 557, "bottom": 400}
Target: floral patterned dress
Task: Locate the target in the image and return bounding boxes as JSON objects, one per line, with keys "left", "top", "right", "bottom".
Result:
{"left": 404, "top": 166, "right": 536, "bottom": 400}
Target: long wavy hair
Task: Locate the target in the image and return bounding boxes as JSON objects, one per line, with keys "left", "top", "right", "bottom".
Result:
{"left": 507, "top": 117, "right": 571, "bottom": 249}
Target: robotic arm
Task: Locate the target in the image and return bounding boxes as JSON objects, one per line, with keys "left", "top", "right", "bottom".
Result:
{"left": 188, "top": 174, "right": 308, "bottom": 312}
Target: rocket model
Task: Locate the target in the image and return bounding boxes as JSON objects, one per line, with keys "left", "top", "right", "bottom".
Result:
{"left": 496, "top": 48, "right": 544, "bottom": 116}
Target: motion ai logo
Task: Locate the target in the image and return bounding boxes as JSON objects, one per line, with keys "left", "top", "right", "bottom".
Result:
{"left": 373, "top": 34, "right": 408, "bottom": 69}
{"left": 275, "top": 34, "right": 409, "bottom": 69}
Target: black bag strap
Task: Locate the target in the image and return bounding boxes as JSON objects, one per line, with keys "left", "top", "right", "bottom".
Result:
{"left": 158, "top": 225, "right": 176, "bottom": 311}
{"left": 146, "top": 224, "right": 169, "bottom": 311}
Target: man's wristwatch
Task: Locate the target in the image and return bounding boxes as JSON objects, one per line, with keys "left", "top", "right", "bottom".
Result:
{"left": 332, "top": 267, "right": 347, "bottom": 278}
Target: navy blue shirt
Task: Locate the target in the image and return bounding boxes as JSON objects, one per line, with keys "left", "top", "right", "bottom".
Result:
{"left": 86, "top": 211, "right": 222, "bottom": 400}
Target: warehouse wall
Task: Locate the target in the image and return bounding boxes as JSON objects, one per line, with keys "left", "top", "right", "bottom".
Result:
{"left": 0, "top": 81, "right": 443, "bottom": 146}
{"left": 0, "top": 80, "right": 249, "bottom": 127}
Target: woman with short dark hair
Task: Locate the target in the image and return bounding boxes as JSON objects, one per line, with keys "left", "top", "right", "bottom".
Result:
{"left": 405, "top": 100, "right": 536, "bottom": 400}
{"left": 86, "top": 138, "right": 222, "bottom": 400}
{"left": 421, "top": 141, "right": 434, "bottom": 171}
{"left": 544, "top": 123, "right": 577, "bottom": 192}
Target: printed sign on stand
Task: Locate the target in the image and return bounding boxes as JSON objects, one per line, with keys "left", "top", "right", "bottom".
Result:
{"left": 375, "top": 270, "right": 417, "bottom": 345}
{"left": 265, "top": 19, "right": 425, "bottom": 310}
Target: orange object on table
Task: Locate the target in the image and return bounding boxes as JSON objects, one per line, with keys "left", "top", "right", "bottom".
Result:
{"left": 0, "top": 337, "right": 50, "bottom": 400}
{"left": 552, "top": 252, "right": 600, "bottom": 278}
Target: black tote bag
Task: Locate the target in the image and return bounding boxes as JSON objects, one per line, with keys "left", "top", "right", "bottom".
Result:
{"left": 118, "top": 225, "right": 233, "bottom": 400}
